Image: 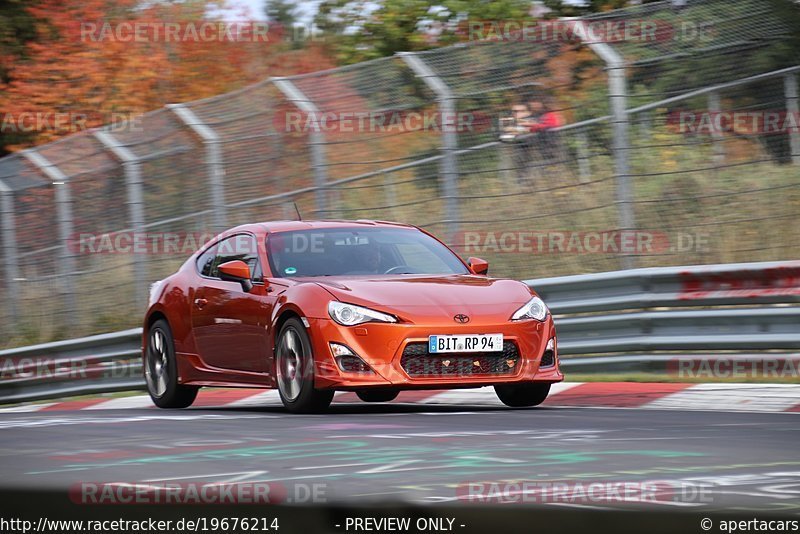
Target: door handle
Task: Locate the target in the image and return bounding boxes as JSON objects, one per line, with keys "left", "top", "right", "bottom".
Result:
{"left": 194, "top": 298, "right": 208, "bottom": 309}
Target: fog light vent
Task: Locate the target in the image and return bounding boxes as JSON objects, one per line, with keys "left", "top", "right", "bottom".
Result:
{"left": 336, "top": 355, "right": 372, "bottom": 373}
{"left": 330, "top": 343, "right": 373, "bottom": 374}
{"left": 540, "top": 337, "right": 557, "bottom": 368}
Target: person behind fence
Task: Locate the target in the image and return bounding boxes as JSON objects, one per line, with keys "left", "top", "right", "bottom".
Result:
{"left": 500, "top": 102, "right": 535, "bottom": 179}
{"left": 522, "top": 97, "right": 564, "bottom": 162}
{"left": 499, "top": 102, "right": 533, "bottom": 141}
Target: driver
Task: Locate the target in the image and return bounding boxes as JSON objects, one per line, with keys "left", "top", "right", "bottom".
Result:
{"left": 353, "top": 243, "right": 381, "bottom": 273}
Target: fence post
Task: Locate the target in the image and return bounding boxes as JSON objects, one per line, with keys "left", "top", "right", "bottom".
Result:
{"left": 21, "top": 150, "right": 77, "bottom": 326}
{"left": 271, "top": 77, "right": 329, "bottom": 215}
{"left": 708, "top": 91, "right": 726, "bottom": 165}
{"left": 0, "top": 184, "right": 20, "bottom": 327}
{"left": 167, "top": 104, "right": 228, "bottom": 231}
{"left": 94, "top": 131, "right": 147, "bottom": 311}
{"left": 399, "top": 52, "right": 460, "bottom": 244}
{"left": 574, "top": 22, "right": 636, "bottom": 269}
{"left": 785, "top": 73, "right": 800, "bottom": 166}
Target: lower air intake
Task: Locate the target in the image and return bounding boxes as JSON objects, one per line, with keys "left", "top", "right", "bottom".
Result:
{"left": 540, "top": 349, "right": 555, "bottom": 368}
{"left": 400, "top": 341, "right": 520, "bottom": 377}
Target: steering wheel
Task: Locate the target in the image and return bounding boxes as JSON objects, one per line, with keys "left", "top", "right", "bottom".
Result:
{"left": 384, "top": 265, "right": 418, "bottom": 275}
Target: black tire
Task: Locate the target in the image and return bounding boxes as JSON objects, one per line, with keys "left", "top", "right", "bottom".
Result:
{"left": 276, "top": 317, "right": 334, "bottom": 414}
{"left": 494, "top": 382, "right": 551, "bottom": 408}
{"left": 356, "top": 389, "right": 400, "bottom": 403}
{"left": 144, "top": 319, "right": 199, "bottom": 408}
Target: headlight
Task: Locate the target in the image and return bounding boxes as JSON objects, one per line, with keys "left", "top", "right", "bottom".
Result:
{"left": 511, "top": 296, "right": 548, "bottom": 321}
{"left": 328, "top": 301, "right": 397, "bottom": 326}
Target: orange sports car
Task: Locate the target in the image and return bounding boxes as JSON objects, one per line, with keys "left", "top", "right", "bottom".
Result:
{"left": 142, "top": 220, "right": 562, "bottom": 413}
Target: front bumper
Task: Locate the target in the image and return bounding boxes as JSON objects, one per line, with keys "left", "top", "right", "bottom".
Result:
{"left": 308, "top": 317, "right": 563, "bottom": 390}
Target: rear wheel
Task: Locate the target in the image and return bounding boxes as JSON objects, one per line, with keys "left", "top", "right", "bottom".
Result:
{"left": 356, "top": 389, "right": 399, "bottom": 403}
{"left": 276, "top": 317, "right": 334, "bottom": 414}
{"left": 145, "top": 319, "right": 199, "bottom": 408}
{"left": 494, "top": 383, "right": 551, "bottom": 408}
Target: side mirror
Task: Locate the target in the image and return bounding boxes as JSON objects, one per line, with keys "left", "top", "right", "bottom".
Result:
{"left": 218, "top": 260, "right": 253, "bottom": 292}
{"left": 468, "top": 257, "right": 489, "bottom": 276}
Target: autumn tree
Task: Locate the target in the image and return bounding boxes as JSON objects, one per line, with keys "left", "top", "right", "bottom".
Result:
{"left": 0, "top": 0, "right": 336, "bottom": 152}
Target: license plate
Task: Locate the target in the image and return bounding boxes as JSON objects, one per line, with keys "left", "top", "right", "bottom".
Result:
{"left": 428, "top": 334, "right": 504, "bottom": 353}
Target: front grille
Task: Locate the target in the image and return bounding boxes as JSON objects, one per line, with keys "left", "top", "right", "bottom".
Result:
{"left": 400, "top": 341, "right": 520, "bottom": 377}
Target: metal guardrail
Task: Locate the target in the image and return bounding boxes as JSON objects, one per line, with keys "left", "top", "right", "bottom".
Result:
{"left": 0, "top": 329, "right": 143, "bottom": 404}
{"left": 2, "top": 0, "right": 798, "bottom": 341}
{"left": 0, "top": 260, "right": 798, "bottom": 404}
{"left": 532, "top": 259, "right": 800, "bottom": 314}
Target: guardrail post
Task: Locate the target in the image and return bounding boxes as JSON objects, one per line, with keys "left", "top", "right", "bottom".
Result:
{"left": 272, "top": 77, "right": 329, "bottom": 215}
{"left": 399, "top": 52, "right": 460, "bottom": 244}
{"left": 21, "top": 150, "right": 77, "bottom": 327}
{"left": 708, "top": 91, "right": 725, "bottom": 165}
{"left": 0, "top": 185, "right": 20, "bottom": 328}
{"left": 785, "top": 72, "right": 800, "bottom": 166}
{"left": 574, "top": 22, "right": 636, "bottom": 269}
{"left": 167, "top": 104, "right": 228, "bottom": 231}
{"left": 94, "top": 131, "right": 147, "bottom": 311}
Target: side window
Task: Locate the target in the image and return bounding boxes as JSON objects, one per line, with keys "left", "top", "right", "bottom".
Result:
{"left": 196, "top": 245, "right": 217, "bottom": 277}
{"left": 212, "top": 234, "right": 263, "bottom": 282}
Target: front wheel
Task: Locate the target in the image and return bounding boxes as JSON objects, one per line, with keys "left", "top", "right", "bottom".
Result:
{"left": 494, "top": 383, "right": 551, "bottom": 408}
{"left": 276, "top": 317, "right": 334, "bottom": 414}
{"left": 145, "top": 319, "right": 199, "bottom": 408}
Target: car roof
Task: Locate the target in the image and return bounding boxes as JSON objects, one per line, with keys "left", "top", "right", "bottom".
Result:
{"left": 254, "top": 220, "right": 417, "bottom": 233}
{"left": 191, "top": 220, "right": 422, "bottom": 256}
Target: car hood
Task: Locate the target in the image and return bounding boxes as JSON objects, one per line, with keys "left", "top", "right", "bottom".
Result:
{"left": 312, "top": 274, "right": 535, "bottom": 324}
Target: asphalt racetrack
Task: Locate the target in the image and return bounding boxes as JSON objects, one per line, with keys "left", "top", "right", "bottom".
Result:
{"left": 1, "top": 401, "right": 798, "bottom": 513}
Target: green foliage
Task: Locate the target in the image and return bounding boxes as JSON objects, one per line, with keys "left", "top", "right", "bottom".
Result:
{"left": 314, "top": 0, "right": 534, "bottom": 64}
{"left": 542, "top": 0, "right": 639, "bottom": 17}
{"left": 0, "top": 0, "right": 40, "bottom": 155}
{"left": 264, "top": 0, "right": 299, "bottom": 28}
{"left": 264, "top": 0, "right": 308, "bottom": 47}
{"left": 0, "top": 0, "right": 38, "bottom": 82}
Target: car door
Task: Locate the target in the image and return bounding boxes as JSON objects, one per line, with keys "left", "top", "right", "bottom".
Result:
{"left": 190, "top": 234, "right": 274, "bottom": 374}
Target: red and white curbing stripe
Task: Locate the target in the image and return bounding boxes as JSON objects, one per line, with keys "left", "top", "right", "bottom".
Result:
{"left": 2, "top": 382, "right": 799, "bottom": 414}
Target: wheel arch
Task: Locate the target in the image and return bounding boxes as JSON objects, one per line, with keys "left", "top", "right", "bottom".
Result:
{"left": 273, "top": 309, "right": 303, "bottom": 356}
{"left": 146, "top": 310, "right": 168, "bottom": 331}
{"left": 142, "top": 307, "right": 170, "bottom": 348}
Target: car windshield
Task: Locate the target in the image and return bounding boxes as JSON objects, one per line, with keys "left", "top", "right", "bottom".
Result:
{"left": 266, "top": 227, "right": 469, "bottom": 277}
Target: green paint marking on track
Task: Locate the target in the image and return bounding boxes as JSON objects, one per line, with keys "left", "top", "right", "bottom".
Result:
{"left": 28, "top": 443, "right": 709, "bottom": 477}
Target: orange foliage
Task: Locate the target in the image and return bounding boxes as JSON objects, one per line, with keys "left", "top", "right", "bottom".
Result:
{"left": 0, "top": 0, "right": 337, "bottom": 150}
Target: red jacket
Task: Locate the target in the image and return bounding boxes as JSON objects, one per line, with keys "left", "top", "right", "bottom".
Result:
{"left": 528, "top": 111, "right": 564, "bottom": 132}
